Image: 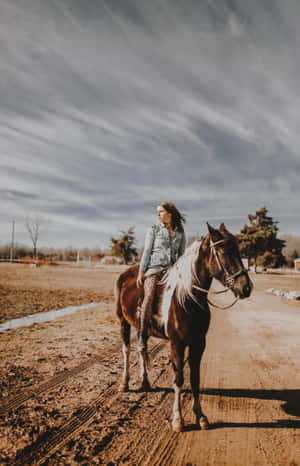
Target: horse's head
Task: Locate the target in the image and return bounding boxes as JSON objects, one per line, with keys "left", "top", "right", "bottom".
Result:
{"left": 206, "top": 223, "right": 253, "bottom": 299}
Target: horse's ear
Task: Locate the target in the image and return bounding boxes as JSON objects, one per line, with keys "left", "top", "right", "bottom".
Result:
{"left": 219, "top": 223, "right": 228, "bottom": 233}
{"left": 207, "top": 223, "right": 223, "bottom": 242}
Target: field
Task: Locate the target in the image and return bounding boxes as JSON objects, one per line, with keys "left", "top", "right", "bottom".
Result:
{"left": 0, "top": 263, "right": 299, "bottom": 465}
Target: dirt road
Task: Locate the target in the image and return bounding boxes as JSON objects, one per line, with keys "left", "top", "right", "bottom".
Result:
{"left": 0, "top": 266, "right": 299, "bottom": 465}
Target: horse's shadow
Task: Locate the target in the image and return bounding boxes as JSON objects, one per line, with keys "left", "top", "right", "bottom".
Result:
{"left": 202, "top": 388, "right": 300, "bottom": 416}
{"left": 182, "top": 418, "right": 300, "bottom": 432}
{"left": 129, "top": 386, "right": 300, "bottom": 431}
{"left": 197, "top": 388, "right": 300, "bottom": 431}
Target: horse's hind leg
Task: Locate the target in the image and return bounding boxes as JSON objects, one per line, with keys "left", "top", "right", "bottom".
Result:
{"left": 188, "top": 338, "right": 209, "bottom": 430}
{"left": 119, "top": 318, "right": 131, "bottom": 392}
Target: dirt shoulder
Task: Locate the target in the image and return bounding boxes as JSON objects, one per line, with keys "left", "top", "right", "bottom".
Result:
{"left": 0, "top": 263, "right": 126, "bottom": 323}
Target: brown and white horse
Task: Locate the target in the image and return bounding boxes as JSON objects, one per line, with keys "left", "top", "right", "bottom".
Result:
{"left": 115, "top": 223, "right": 253, "bottom": 431}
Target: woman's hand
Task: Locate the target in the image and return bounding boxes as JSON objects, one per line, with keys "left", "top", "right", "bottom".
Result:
{"left": 137, "top": 271, "right": 144, "bottom": 288}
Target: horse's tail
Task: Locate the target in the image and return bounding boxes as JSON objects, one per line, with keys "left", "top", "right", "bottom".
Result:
{"left": 115, "top": 273, "right": 124, "bottom": 319}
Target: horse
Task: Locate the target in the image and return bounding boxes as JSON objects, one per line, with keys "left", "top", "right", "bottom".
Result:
{"left": 115, "top": 223, "right": 253, "bottom": 432}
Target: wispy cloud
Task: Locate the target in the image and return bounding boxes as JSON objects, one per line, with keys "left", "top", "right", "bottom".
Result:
{"left": 0, "top": 0, "right": 300, "bottom": 247}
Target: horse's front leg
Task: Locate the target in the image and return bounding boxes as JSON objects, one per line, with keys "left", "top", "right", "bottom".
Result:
{"left": 170, "top": 340, "right": 185, "bottom": 432}
{"left": 188, "top": 338, "right": 209, "bottom": 429}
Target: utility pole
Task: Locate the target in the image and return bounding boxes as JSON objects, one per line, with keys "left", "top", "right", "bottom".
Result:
{"left": 10, "top": 220, "right": 15, "bottom": 263}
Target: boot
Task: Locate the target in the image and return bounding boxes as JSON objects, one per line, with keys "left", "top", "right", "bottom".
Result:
{"left": 137, "top": 273, "right": 158, "bottom": 350}
{"left": 138, "top": 306, "right": 148, "bottom": 350}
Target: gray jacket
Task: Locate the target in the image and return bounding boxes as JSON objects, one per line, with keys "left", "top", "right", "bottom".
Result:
{"left": 139, "top": 223, "right": 186, "bottom": 276}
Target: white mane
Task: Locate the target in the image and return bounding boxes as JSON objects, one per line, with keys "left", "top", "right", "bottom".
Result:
{"left": 161, "top": 240, "right": 203, "bottom": 309}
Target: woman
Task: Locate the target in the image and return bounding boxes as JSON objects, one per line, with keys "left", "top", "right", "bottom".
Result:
{"left": 137, "top": 201, "right": 186, "bottom": 350}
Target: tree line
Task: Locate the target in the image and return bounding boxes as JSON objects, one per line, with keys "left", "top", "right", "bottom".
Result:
{"left": 0, "top": 245, "right": 104, "bottom": 262}
{"left": 2, "top": 206, "right": 298, "bottom": 269}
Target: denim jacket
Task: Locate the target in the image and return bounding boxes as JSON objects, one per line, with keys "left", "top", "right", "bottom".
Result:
{"left": 139, "top": 223, "right": 186, "bottom": 276}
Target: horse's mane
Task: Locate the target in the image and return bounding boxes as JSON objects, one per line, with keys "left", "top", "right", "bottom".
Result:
{"left": 160, "top": 239, "right": 203, "bottom": 310}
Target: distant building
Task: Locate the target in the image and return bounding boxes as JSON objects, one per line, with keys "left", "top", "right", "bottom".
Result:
{"left": 294, "top": 258, "right": 300, "bottom": 271}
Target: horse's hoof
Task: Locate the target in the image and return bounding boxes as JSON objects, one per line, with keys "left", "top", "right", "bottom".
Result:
{"left": 139, "top": 381, "right": 152, "bottom": 392}
{"left": 199, "top": 416, "right": 209, "bottom": 430}
{"left": 172, "top": 421, "right": 184, "bottom": 432}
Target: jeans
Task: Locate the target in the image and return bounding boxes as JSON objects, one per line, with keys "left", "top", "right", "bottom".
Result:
{"left": 138, "top": 269, "right": 165, "bottom": 348}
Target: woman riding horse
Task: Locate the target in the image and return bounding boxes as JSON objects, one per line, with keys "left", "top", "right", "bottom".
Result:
{"left": 137, "top": 201, "right": 186, "bottom": 352}
{"left": 116, "top": 220, "right": 253, "bottom": 431}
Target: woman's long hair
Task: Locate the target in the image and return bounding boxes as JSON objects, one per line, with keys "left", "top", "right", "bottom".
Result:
{"left": 158, "top": 201, "right": 186, "bottom": 232}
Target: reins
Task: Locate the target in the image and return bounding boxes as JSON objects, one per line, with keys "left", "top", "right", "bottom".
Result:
{"left": 192, "top": 284, "right": 239, "bottom": 309}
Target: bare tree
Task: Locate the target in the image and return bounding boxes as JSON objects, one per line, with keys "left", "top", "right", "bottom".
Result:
{"left": 110, "top": 227, "right": 138, "bottom": 264}
{"left": 25, "top": 215, "right": 44, "bottom": 258}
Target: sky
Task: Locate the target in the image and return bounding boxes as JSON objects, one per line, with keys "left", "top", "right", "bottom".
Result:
{"left": 1, "top": 0, "right": 300, "bottom": 249}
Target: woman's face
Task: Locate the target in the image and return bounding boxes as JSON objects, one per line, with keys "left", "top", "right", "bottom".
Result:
{"left": 157, "top": 205, "right": 172, "bottom": 225}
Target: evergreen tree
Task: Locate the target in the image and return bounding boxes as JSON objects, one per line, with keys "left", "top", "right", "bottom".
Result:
{"left": 110, "top": 227, "right": 138, "bottom": 264}
{"left": 237, "top": 207, "right": 286, "bottom": 272}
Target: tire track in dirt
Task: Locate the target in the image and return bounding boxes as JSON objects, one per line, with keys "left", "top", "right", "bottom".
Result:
{"left": 143, "top": 399, "right": 190, "bottom": 465}
{"left": 0, "top": 343, "right": 121, "bottom": 416}
{"left": 142, "top": 351, "right": 212, "bottom": 466}
{"left": 247, "top": 328, "right": 299, "bottom": 466}
{"left": 99, "top": 368, "right": 183, "bottom": 464}
{"left": 97, "top": 348, "right": 211, "bottom": 465}
{"left": 195, "top": 303, "right": 266, "bottom": 466}
{"left": 227, "top": 297, "right": 300, "bottom": 465}
{"left": 14, "top": 341, "right": 167, "bottom": 466}
{"left": 204, "top": 305, "right": 277, "bottom": 466}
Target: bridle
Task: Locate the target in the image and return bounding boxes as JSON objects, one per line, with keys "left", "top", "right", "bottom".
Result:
{"left": 209, "top": 238, "right": 248, "bottom": 289}
{"left": 192, "top": 237, "right": 248, "bottom": 310}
